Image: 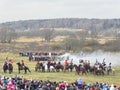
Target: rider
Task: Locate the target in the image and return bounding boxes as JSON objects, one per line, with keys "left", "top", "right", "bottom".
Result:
{"left": 102, "top": 58, "right": 106, "bottom": 70}
{"left": 95, "top": 59, "right": 99, "bottom": 65}
{"left": 8, "top": 59, "right": 13, "bottom": 73}
{"left": 8, "top": 59, "right": 13, "bottom": 65}
{"left": 5, "top": 57, "right": 9, "bottom": 63}
{"left": 102, "top": 58, "right": 106, "bottom": 65}
{"left": 3, "top": 60, "right": 8, "bottom": 71}
{"left": 108, "top": 62, "right": 112, "bottom": 71}
{"left": 47, "top": 59, "right": 51, "bottom": 72}
{"left": 64, "top": 60, "right": 69, "bottom": 66}
{"left": 21, "top": 60, "right": 25, "bottom": 68}
{"left": 4, "top": 60, "right": 8, "bottom": 65}
{"left": 70, "top": 59, "right": 73, "bottom": 65}
{"left": 64, "top": 60, "right": 69, "bottom": 72}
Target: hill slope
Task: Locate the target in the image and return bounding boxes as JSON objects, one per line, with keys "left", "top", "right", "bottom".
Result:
{"left": 0, "top": 18, "right": 120, "bottom": 31}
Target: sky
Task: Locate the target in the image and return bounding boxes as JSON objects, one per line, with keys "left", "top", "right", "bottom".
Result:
{"left": 0, "top": 0, "right": 120, "bottom": 23}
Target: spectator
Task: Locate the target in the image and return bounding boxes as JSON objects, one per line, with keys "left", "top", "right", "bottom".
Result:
{"left": 0, "top": 75, "right": 119, "bottom": 90}
{"left": 7, "top": 81, "right": 15, "bottom": 90}
{"left": 77, "top": 78, "right": 83, "bottom": 89}
{"left": 110, "top": 84, "right": 115, "bottom": 90}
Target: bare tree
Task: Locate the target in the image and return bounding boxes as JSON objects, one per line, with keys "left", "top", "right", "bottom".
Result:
{"left": 40, "top": 28, "right": 55, "bottom": 42}
{"left": 90, "top": 30, "right": 98, "bottom": 39}
{"left": 63, "top": 37, "right": 82, "bottom": 52}
{"left": 0, "top": 27, "right": 17, "bottom": 43}
{"left": 75, "top": 30, "right": 88, "bottom": 40}
{"left": 0, "top": 28, "right": 6, "bottom": 43}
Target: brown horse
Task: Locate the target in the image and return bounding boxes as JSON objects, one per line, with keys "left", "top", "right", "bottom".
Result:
{"left": 3, "top": 62, "right": 13, "bottom": 74}
{"left": 81, "top": 65, "right": 87, "bottom": 75}
{"left": 92, "top": 65, "right": 104, "bottom": 75}
{"left": 54, "top": 63, "right": 64, "bottom": 72}
{"left": 63, "top": 64, "right": 74, "bottom": 72}
{"left": 74, "top": 64, "right": 80, "bottom": 75}
{"left": 106, "top": 67, "right": 115, "bottom": 75}
{"left": 54, "top": 63, "right": 74, "bottom": 72}
{"left": 16, "top": 62, "right": 31, "bottom": 74}
{"left": 35, "top": 62, "right": 41, "bottom": 72}
{"left": 74, "top": 64, "right": 87, "bottom": 75}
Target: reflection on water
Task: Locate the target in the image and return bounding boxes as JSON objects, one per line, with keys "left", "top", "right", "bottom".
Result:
{"left": 59, "top": 50, "right": 120, "bottom": 66}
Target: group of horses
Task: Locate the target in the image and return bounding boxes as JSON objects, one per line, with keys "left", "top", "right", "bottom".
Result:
{"left": 35, "top": 61, "right": 74, "bottom": 72}
{"left": 3, "top": 62, "right": 13, "bottom": 74}
{"left": 3, "top": 62, "right": 31, "bottom": 74}
{"left": 3, "top": 60, "right": 114, "bottom": 76}
{"left": 35, "top": 60, "right": 114, "bottom": 76}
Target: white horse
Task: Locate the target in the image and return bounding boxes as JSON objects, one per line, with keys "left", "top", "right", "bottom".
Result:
{"left": 44, "top": 62, "right": 55, "bottom": 72}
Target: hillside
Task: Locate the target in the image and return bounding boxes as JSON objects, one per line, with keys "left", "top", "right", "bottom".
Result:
{"left": 0, "top": 18, "right": 120, "bottom": 31}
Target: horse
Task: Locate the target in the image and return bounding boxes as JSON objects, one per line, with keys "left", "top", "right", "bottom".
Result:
{"left": 74, "top": 64, "right": 87, "bottom": 75}
{"left": 54, "top": 63, "right": 64, "bottom": 72}
{"left": 106, "top": 66, "right": 115, "bottom": 75}
{"left": 8, "top": 63, "right": 13, "bottom": 74}
{"left": 3, "top": 62, "right": 13, "bottom": 74}
{"left": 80, "top": 65, "right": 87, "bottom": 75}
{"left": 68, "top": 64, "right": 74, "bottom": 72}
{"left": 35, "top": 62, "right": 41, "bottom": 72}
{"left": 35, "top": 62, "right": 45, "bottom": 72}
{"left": 74, "top": 64, "right": 80, "bottom": 75}
{"left": 92, "top": 65, "right": 104, "bottom": 76}
{"left": 3, "top": 62, "right": 8, "bottom": 73}
{"left": 63, "top": 64, "right": 75, "bottom": 72}
{"left": 16, "top": 62, "right": 31, "bottom": 74}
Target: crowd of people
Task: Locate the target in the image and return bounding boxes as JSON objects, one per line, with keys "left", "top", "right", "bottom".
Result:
{"left": 0, "top": 75, "right": 119, "bottom": 90}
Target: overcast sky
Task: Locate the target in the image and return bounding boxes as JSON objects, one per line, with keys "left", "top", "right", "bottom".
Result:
{"left": 0, "top": 0, "right": 120, "bottom": 23}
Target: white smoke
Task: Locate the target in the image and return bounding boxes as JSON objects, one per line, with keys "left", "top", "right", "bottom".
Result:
{"left": 58, "top": 50, "right": 120, "bottom": 66}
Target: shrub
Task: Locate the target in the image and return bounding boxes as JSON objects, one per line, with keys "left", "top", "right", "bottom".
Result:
{"left": 84, "top": 39, "right": 99, "bottom": 46}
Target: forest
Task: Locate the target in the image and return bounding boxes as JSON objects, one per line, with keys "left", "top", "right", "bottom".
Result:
{"left": 0, "top": 18, "right": 120, "bottom": 52}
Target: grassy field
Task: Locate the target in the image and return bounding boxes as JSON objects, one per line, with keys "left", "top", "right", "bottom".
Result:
{"left": 0, "top": 52, "right": 120, "bottom": 86}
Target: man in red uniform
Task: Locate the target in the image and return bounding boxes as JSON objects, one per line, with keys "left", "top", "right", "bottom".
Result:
{"left": 64, "top": 60, "right": 69, "bottom": 66}
{"left": 9, "top": 59, "right": 13, "bottom": 65}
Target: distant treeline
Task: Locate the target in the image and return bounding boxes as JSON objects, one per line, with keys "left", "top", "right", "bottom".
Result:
{"left": 0, "top": 18, "right": 120, "bottom": 31}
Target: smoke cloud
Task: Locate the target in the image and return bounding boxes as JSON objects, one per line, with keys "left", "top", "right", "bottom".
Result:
{"left": 59, "top": 50, "right": 120, "bottom": 66}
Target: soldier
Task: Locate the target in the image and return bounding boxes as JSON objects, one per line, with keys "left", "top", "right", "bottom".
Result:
{"left": 21, "top": 60, "right": 25, "bottom": 69}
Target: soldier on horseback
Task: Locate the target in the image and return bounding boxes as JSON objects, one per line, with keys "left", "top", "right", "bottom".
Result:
{"left": 21, "top": 60, "right": 25, "bottom": 69}
{"left": 108, "top": 62, "right": 112, "bottom": 71}
{"left": 102, "top": 58, "right": 106, "bottom": 70}
{"left": 65, "top": 60, "right": 69, "bottom": 66}
{"left": 3, "top": 61, "right": 8, "bottom": 73}
{"left": 47, "top": 59, "right": 51, "bottom": 72}
{"left": 35, "top": 61, "right": 41, "bottom": 72}
{"left": 8, "top": 59, "right": 13, "bottom": 74}
{"left": 64, "top": 60, "right": 69, "bottom": 72}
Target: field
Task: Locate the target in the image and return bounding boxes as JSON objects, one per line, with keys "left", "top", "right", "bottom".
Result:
{"left": 0, "top": 52, "right": 120, "bottom": 86}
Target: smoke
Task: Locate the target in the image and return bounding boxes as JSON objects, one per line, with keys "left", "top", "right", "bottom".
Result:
{"left": 59, "top": 50, "right": 120, "bottom": 66}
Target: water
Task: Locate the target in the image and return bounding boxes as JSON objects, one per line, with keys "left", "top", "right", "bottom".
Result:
{"left": 58, "top": 50, "right": 120, "bottom": 66}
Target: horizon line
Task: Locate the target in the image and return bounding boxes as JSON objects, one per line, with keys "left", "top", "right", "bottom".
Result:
{"left": 1, "top": 17, "right": 120, "bottom": 24}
